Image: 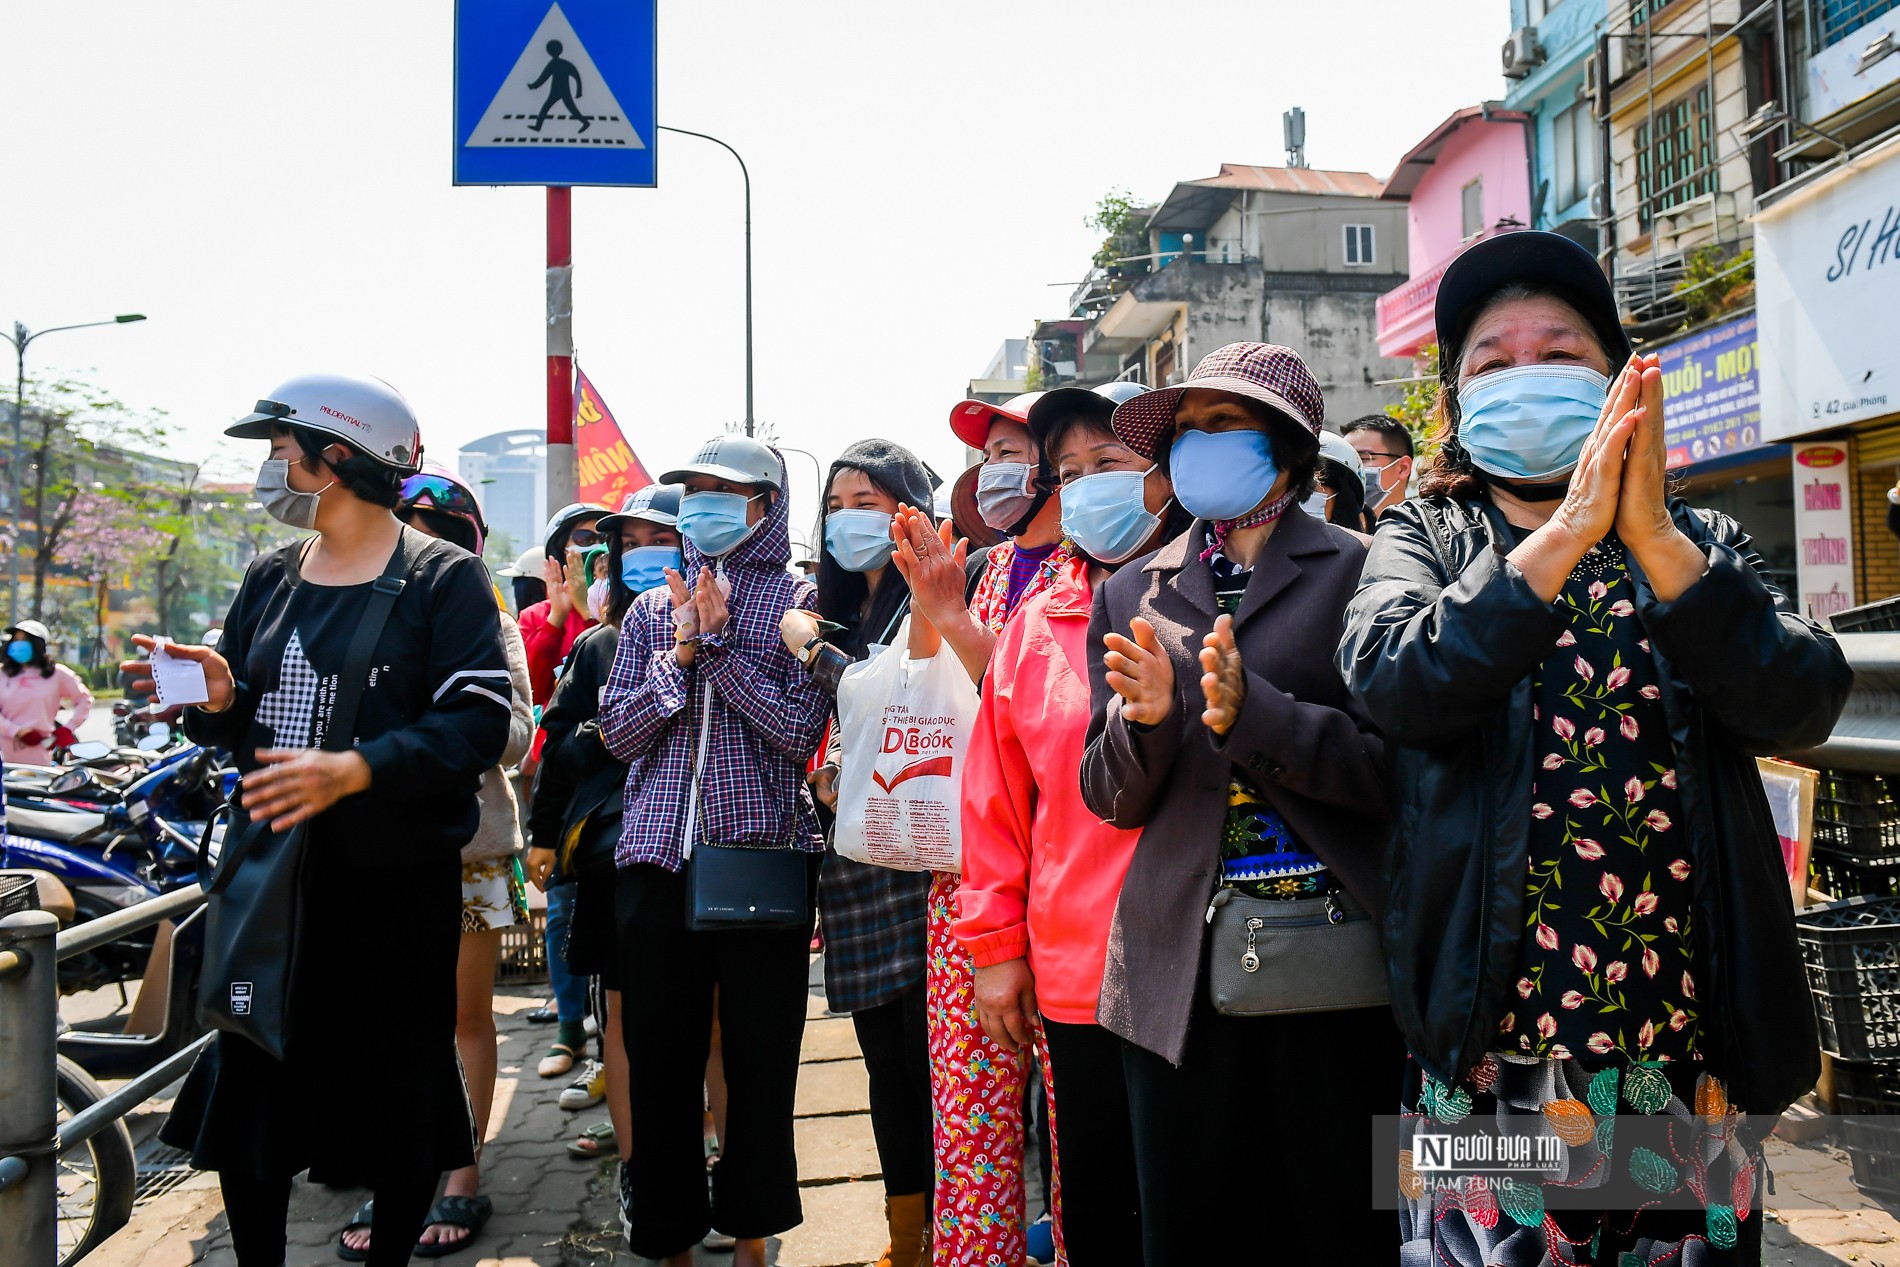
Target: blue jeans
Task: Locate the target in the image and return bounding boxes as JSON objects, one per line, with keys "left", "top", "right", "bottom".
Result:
{"left": 544, "top": 883, "right": 589, "bottom": 1023}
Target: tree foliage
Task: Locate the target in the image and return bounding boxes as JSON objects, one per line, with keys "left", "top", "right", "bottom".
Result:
{"left": 1384, "top": 343, "right": 1442, "bottom": 466}
{"left": 1087, "top": 189, "right": 1152, "bottom": 278}
{"left": 1672, "top": 245, "right": 1754, "bottom": 329}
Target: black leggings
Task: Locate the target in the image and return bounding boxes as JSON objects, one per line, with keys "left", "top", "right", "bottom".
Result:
{"left": 1041, "top": 1019, "right": 1141, "bottom": 1259}
{"left": 220, "top": 1171, "right": 436, "bottom": 1267}
{"left": 851, "top": 984, "right": 932, "bottom": 1198}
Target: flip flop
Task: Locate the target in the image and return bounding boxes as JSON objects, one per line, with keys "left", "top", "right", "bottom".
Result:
{"left": 412, "top": 1194, "right": 492, "bottom": 1259}
{"left": 335, "top": 1199, "right": 375, "bottom": 1263}
{"left": 566, "top": 1120, "right": 616, "bottom": 1158}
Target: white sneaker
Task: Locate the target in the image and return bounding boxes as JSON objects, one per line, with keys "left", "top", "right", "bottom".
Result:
{"left": 559, "top": 1060, "right": 605, "bottom": 1110}
{"left": 702, "top": 1229, "right": 737, "bottom": 1251}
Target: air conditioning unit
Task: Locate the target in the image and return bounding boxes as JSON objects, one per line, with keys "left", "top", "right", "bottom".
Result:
{"left": 1581, "top": 54, "right": 1599, "bottom": 103}
{"left": 1503, "top": 26, "right": 1545, "bottom": 79}
{"left": 1589, "top": 181, "right": 1608, "bottom": 220}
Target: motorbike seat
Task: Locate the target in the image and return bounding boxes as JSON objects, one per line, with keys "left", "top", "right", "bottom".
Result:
{"left": 7, "top": 804, "right": 109, "bottom": 844}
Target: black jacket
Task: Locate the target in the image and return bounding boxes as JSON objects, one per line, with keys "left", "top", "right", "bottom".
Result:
{"left": 1338, "top": 495, "right": 1851, "bottom": 1116}
{"left": 528, "top": 623, "right": 625, "bottom": 882}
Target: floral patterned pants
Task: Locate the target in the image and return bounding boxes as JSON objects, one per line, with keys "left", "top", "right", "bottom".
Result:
{"left": 927, "top": 872, "right": 1064, "bottom": 1266}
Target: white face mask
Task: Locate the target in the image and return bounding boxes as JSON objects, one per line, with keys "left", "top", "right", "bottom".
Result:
{"left": 255, "top": 458, "right": 334, "bottom": 530}
{"left": 586, "top": 577, "right": 612, "bottom": 621}
{"left": 1301, "top": 489, "right": 1331, "bottom": 520}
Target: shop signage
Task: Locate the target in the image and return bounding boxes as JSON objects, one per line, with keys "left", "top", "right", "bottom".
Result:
{"left": 1657, "top": 314, "right": 1761, "bottom": 468}
{"left": 1758, "top": 138, "right": 1900, "bottom": 441}
{"left": 1792, "top": 440, "right": 1857, "bottom": 621}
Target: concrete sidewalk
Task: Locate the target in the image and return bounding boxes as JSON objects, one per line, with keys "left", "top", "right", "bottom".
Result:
{"left": 80, "top": 958, "right": 1900, "bottom": 1266}
{"left": 87, "top": 975, "right": 891, "bottom": 1267}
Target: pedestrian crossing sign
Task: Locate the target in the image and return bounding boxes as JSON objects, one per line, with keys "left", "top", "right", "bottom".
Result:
{"left": 454, "top": 0, "right": 657, "bottom": 187}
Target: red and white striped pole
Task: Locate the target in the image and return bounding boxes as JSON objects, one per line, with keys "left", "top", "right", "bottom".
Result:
{"left": 546, "top": 185, "right": 576, "bottom": 507}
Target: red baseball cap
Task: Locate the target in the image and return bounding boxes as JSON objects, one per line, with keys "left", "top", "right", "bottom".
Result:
{"left": 948, "top": 391, "right": 1046, "bottom": 451}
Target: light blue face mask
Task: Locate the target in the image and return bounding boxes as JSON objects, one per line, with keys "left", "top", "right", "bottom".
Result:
{"left": 6, "top": 640, "right": 33, "bottom": 665}
{"left": 824, "top": 509, "right": 896, "bottom": 573}
{"left": 621, "top": 545, "right": 681, "bottom": 594}
{"left": 676, "top": 490, "right": 761, "bottom": 558}
{"left": 1456, "top": 364, "right": 1611, "bottom": 483}
{"left": 1061, "top": 468, "right": 1162, "bottom": 565}
{"left": 1168, "top": 429, "right": 1280, "bottom": 521}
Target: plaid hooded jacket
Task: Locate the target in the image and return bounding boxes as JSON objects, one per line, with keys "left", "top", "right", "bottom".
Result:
{"left": 599, "top": 448, "right": 830, "bottom": 870}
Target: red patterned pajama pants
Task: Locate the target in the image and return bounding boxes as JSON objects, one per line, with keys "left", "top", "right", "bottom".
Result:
{"left": 927, "top": 871, "right": 1064, "bottom": 1266}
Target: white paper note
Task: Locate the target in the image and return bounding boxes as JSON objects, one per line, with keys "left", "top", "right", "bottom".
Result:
{"left": 150, "top": 637, "right": 210, "bottom": 707}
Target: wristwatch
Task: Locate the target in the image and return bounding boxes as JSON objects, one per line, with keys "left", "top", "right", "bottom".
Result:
{"left": 794, "top": 634, "right": 827, "bottom": 666}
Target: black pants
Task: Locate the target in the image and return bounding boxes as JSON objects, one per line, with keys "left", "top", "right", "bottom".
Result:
{"left": 615, "top": 862, "right": 814, "bottom": 1258}
{"left": 221, "top": 1171, "right": 435, "bottom": 1267}
{"left": 1042, "top": 1019, "right": 1141, "bottom": 1260}
{"left": 852, "top": 984, "right": 933, "bottom": 1199}
{"left": 1121, "top": 999, "right": 1403, "bottom": 1266}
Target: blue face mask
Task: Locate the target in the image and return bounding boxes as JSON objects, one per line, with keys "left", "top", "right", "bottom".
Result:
{"left": 825, "top": 509, "right": 896, "bottom": 573}
{"left": 1456, "top": 364, "right": 1610, "bottom": 482}
{"left": 676, "top": 490, "right": 761, "bottom": 558}
{"left": 620, "top": 545, "right": 681, "bottom": 594}
{"left": 1061, "top": 469, "right": 1162, "bottom": 565}
{"left": 1168, "top": 429, "right": 1281, "bottom": 521}
{"left": 6, "top": 641, "right": 32, "bottom": 665}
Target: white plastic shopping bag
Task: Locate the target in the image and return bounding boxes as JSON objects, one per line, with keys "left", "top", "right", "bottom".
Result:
{"left": 832, "top": 619, "right": 979, "bottom": 873}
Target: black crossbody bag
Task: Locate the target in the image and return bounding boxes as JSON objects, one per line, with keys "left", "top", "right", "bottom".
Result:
{"left": 680, "top": 674, "right": 813, "bottom": 932}
{"left": 196, "top": 529, "right": 425, "bottom": 1059}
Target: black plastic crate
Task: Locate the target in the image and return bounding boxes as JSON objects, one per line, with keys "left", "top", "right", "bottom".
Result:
{"left": 1814, "top": 769, "right": 1900, "bottom": 859}
{"left": 0, "top": 873, "right": 38, "bottom": 918}
{"left": 495, "top": 910, "right": 548, "bottom": 987}
{"left": 1832, "top": 1059, "right": 1900, "bottom": 1197}
{"left": 1832, "top": 595, "right": 1900, "bottom": 633}
{"left": 1812, "top": 849, "right": 1900, "bottom": 900}
{"left": 1796, "top": 894, "right": 1900, "bottom": 1060}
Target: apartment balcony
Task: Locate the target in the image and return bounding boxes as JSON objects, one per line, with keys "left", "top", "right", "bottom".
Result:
{"left": 1375, "top": 255, "right": 1451, "bottom": 359}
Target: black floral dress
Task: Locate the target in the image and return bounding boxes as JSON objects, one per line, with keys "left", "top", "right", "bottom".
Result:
{"left": 1400, "top": 538, "right": 1759, "bottom": 1267}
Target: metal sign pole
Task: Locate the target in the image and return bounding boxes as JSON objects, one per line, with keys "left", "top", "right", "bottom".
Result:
{"left": 547, "top": 186, "right": 576, "bottom": 507}
{"left": 0, "top": 911, "right": 58, "bottom": 1267}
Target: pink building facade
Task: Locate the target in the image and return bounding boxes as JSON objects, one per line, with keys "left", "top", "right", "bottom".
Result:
{"left": 1375, "top": 105, "right": 1534, "bottom": 359}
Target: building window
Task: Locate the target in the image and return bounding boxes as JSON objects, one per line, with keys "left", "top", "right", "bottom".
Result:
{"left": 1812, "top": 0, "right": 1899, "bottom": 50}
{"left": 1552, "top": 99, "right": 1597, "bottom": 212}
{"left": 1343, "top": 224, "right": 1375, "bottom": 265}
{"left": 1461, "top": 178, "right": 1485, "bottom": 240}
{"left": 1632, "top": 85, "right": 1714, "bottom": 231}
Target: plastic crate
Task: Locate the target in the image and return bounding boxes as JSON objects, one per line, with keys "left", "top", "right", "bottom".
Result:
{"left": 0, "top": 873, "right": 38, "bottom": 918}
{"left": 1832, "top": 595, "right": 1900, "bottom": 633}
{"left": 1797, "top": 895, "right": 1900, "bottom": 1059}
{"left": 1832, "top": 1059, "right": 1900, "bottom": 1197}
{"left": 1813, "top": 849, "right": 1900, "bottom": 900}
{"left": 495, "top": 910, "right": 548, "bottom": 987}
{"left": 1814, "top": 769, "right": 1900, "bottom": 859}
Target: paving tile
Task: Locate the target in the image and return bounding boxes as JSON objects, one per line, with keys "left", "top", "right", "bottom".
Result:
{"left": 796, "top": 1112, "right": 882, "bottom": 1183}
{"left": 775, "top": 1178, "right": 888, "bottom": 1267}
{"left": 802, "top": 1016, "right": 864, "bottom": 1064}
{"left": 795, "top": 1059, "right": 871, "bottom": 1118}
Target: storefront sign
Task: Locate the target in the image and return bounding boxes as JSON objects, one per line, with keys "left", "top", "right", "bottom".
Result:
{"left": 1792, "top": 440, "right": 1857, "bottom": 621}
{"left": 1658, "top": 314, "right": 1761, "bottom": 468}
{"left": 1758, "top": 138, "right": 1900, "bottom": 441}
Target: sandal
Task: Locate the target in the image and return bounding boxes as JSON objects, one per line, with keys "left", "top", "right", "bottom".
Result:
{"left": 411, "top": 1194, "right": 492, "bottom": 1259}
{"left": 335, "top": 1199, "right": 375, "bottom": 1262}
{"left": 566, "top": 1119, "right": 616, "bottom": 1158}
{"left": 537, "top": 1041, "right": 580, "bottom": 1078}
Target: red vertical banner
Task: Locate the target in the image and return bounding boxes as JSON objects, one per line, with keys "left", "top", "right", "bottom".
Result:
{"left": 574, "top": 367, "right": 653, "bottom": 510}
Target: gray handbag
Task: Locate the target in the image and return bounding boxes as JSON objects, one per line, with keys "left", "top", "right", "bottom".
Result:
{"left": 1205, "top": 886, "right": 1390, "bottom": 1016}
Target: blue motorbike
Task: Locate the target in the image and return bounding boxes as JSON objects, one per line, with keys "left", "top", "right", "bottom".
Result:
{"left": 3, "top": 742, "right": 226, "bottom": 994}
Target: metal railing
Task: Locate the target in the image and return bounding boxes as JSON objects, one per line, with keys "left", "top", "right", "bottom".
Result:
{"left": 0, "top": 884, "right": 207, "bottom": 1266}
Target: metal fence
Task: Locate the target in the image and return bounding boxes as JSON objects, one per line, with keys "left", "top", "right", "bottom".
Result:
{"left": 0, "top": 885, "right": 206, "bottom": 1266}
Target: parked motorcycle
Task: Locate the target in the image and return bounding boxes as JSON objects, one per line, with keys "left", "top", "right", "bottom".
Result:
{"left": 3, "top": 742, "right": 225, "bottom": 993}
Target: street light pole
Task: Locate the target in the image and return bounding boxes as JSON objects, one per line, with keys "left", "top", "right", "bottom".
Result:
{"left": 657, "top": 126, "right": 753, "bottom": 438}
{"left": 0, "top": 314, "right": 146, "bottom": 622}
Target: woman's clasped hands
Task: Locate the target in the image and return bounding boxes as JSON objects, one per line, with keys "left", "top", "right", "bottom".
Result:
{"left": 1102, "top": 613, "right": 1246, "bottom": 736}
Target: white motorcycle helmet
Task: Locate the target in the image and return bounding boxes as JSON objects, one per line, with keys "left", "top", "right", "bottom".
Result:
{"left": 226, "top": 372, "right": 424, "bottom": 471}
